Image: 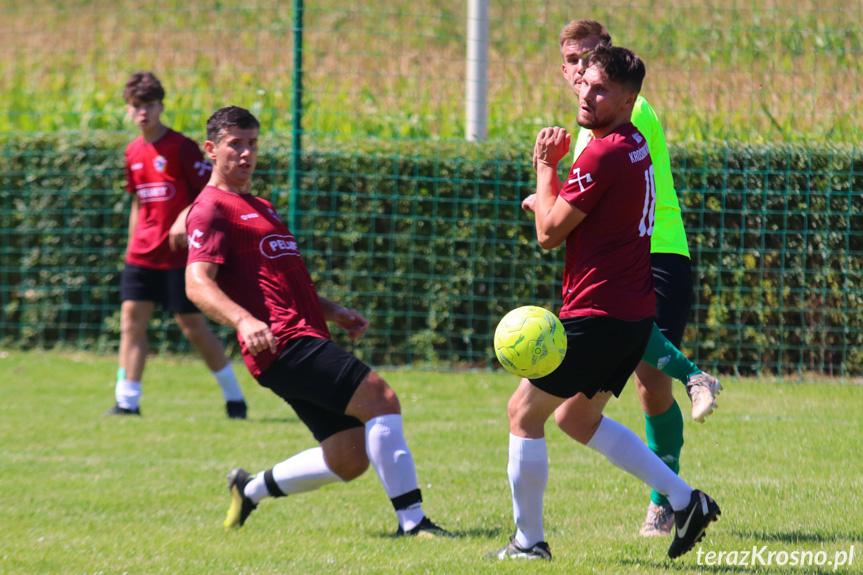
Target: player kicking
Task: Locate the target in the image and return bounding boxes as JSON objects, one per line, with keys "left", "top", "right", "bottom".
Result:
{"left": 108, "top": 71, "right": 247, "bottom": 418}
{"left": 185, "top": 106, "right": 449, "bottom": 538}
{"left": 522, "top": 19, "right": 723, "bottom": 537}
{"left": 486, "top": 46, "right": 719, "bottom": 561}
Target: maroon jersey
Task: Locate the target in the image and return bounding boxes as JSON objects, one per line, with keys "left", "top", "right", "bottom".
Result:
{"left": 185, "top": 186, "right": 331, "bottom": 377}
{"left": 124, "top": 129, "right": 212, "bottom": 269}
{"left": 557, "top": 122, "right": 656, "bottom": 321}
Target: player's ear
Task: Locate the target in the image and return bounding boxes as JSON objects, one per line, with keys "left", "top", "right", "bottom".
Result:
{"left": 204, "top": 140, "right": 217, "bottom": 162}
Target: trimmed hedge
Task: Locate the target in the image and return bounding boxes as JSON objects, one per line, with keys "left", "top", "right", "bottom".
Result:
{"left": 1, "top": 134, "right": 861, "bottom": 375}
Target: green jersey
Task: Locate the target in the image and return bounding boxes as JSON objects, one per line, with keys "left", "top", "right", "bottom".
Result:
{"left": 572, "top": 96, "right": 690, "bottom": 258}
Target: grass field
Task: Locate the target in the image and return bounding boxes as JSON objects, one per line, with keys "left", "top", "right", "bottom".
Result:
{"left": 2, "top": 1, "right": 860, "bottom": 142}
{"left": 1, "top": 349, "right": 861, "bottom": 574}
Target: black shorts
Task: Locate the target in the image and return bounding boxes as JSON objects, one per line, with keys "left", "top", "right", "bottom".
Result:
{"left": 257, "top": 336, "right": 370, "bottom": 442}
{"left": 529, "top": 316, "right": 654, "bottom": 399}
{"left": 651, "top": 253, "right": 693, "bottom": 348}
{"left": 120, "top": 263, "right": 199, "bottom": 314}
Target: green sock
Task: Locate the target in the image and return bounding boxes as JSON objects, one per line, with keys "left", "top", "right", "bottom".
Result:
{"left": 645, "top": 400, "right": 684, "bottom": 507}
{"left": 641, "top": 323, "right": 701, "bottom": 383}
{"left": 117, "top": 368, "right": 126, "bottom": 383}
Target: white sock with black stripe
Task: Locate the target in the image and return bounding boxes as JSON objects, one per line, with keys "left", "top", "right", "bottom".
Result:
{"left": 244, "top": 447, "right": 342, "bottom": 504}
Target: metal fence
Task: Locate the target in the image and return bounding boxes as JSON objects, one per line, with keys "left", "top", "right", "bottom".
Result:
{"left": 1, "top": 1, "right": 861, "bottom": 376}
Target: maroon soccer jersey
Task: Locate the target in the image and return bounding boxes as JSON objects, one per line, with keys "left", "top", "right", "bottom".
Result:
{"left": 557, "top": 123, "right": 656, "bottom": 321}
{"left": 124, "top": 129, "right": 212, "bottom": 269}
{"left": 186, "top": 187, "right": 331, "bottom": 377}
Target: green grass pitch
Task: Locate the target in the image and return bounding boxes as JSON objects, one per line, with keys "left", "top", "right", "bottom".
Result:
{"left": 1, "top": 350, "right": 861, "bottom": 574}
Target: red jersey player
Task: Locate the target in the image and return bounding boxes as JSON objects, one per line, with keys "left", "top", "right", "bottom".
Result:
{"left": 185, "top": 106, "right": 449, "bottom": 538}
{"left": 107, "top": 71, "right": 247, "bottom": 418}
{"left": 487, "top": 46, "right": 720, "bottom": 562}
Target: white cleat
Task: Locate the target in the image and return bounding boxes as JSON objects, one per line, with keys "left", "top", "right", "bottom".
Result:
{"left": 686, "top": 372, "right": 722, "bottom": 422}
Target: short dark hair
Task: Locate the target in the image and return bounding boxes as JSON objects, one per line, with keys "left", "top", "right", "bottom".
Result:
{"left": 123, "top": 71, "right": 165, "bottom": 103}
{"left": 559, "top": 20, "right": 612, "bottom": 48}
{"left": 206, "top": 106, "right": 261, "bottom": 144}
{"left": 587, "top": 44, "right": 645, "bottom": 94}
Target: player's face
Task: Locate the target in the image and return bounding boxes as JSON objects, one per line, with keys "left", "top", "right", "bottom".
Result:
{"left": 209, "top": 127, "right": 259, "bottom": 185}
{"left": 577, "top": 66, "right": 634, "bottom": 136}
{"left": 126, "top": 99, "right": 163, "bottom": 131}
{"left": 561, "top": 36, "right": 604, "bottom": 97}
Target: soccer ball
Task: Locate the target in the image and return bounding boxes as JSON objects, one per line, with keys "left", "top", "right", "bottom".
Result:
{"left": 494, "top": 306, "right": 567, "bottom": 378}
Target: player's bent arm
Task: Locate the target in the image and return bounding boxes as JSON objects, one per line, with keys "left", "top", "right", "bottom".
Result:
{"left": 185, "top": 261, "right": 277, "bottom": 355}
{"left": 168, "top": 205, "right": 192, "bottom": 252}
{"left": 319, "top": 296, "right": 370, "bottom": 341}
{"left": 534, "top": 164, "right": 587, "bottom": 249}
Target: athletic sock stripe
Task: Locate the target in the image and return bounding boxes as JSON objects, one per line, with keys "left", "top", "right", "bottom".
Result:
{"left": 390, "top": 488, "right": 422, "bottom": 511}
{"left": 263, "top": 469, "right": 286, "bottom": 498}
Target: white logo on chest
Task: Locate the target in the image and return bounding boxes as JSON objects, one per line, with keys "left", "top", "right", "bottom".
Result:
{"left": 136, "top": 182, "right": 176, "bottom": 202}
{"left": 260, "top": 234, "right": 299, "bottom": 259}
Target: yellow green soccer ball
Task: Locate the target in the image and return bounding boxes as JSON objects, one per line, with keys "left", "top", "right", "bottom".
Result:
{"left": 494, "top": 306, "right": 567, "bottom": 378}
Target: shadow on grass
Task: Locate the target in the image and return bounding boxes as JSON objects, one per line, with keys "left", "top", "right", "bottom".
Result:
{"left": 374, "top": 525, "right": 508, "bottom": 540}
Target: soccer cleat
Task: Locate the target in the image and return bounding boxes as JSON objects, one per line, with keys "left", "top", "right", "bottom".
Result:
{"left": 485, "top": 536, "right": 552, "bottom": 560}
{"left": 639, "top": 501, "right": 675, "bottom": 537}
{"left": 686, "top": 372, "right": 723, "bottom": 422}
{"left": 226, "top": 400, "right": 247, "bottom": 420}
{"left": 668, "top": 490, "right": 721, "bottom": 559}
{"left": 395, "top": 516, "right": 454, "bottom": 539}
{"left": 104, "top": 403, "right": 141, "bottom": 416}
{"left": 224, "top": 468, "right": 257, "bottom": 529}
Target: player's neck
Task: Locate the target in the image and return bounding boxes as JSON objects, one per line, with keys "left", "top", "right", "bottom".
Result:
{"left": 208, "top": 174, "right": 252, "bottom": 196}
{"left": 141, "top": 123, "right": 168, "bottom": 144}
{"left": 591, "top": 116, "right": 631, "bottom": 140}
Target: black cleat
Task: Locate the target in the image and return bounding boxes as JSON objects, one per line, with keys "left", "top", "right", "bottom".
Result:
{"left": 224, "top": 468, "right": 257, "bottom": 529}
{"left": 395, "top": 516, "right": 454, "bottom": 538}
{"left": 485, "top": 536, "right": 552, "bottom": 560}
{"left": 226, "top": 400, "right": 247, "bottom": 419}
{"left": 668, "top": 490, "right": 721, "bottom": 559}
{"left": 104, "top": 403, "right": 141, "bottom": 416}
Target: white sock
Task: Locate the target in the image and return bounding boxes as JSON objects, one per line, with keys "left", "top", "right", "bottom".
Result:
{"left": 508, "top": 434, "right": 548, "bottom": 549}
{"left": 365, "top": 414, "right": 424, "bottom": 531}
{"left": 586, "top": 416, "right": 692, "bottom": 510}
{"left": 244, "top": 447, "right": 342, "bottom": 504}
{"left": 212, "top": 362, "right": 244, "bottom": 402}
{"left": 115, "top": 379, "right": 142, "bottom": 410}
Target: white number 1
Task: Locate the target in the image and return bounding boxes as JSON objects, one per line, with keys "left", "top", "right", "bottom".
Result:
{"left": 639, "top": 165, "right": 657, "bottom": 237}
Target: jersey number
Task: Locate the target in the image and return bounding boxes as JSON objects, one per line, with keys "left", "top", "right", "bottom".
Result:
{"left": 639, "top": 165, "right": 657, "bottom": 237}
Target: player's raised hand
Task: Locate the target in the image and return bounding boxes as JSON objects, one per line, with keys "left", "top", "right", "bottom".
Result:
{"left": 237, "top": 316, "right": 277, "bottom": 356}
{"left": 534, "top": 127, "right": 571, "bottom": 168}
{"left": 522, "top": 193, "right": 537, "bottom": 213}
{"left": 334, "top": 306, "right": 370, "bottom": 341}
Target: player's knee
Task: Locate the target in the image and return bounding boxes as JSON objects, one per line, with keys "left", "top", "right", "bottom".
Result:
{"left": 329, "top": 451, "right": 370, "bottom": 481}
{"left": 366, "top": 372, "right": 401, "bottom": 413}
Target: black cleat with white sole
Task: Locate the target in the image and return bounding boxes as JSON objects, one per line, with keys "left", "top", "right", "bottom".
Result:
{"left": 668, "top": 490, "right": 721, "bottom": 559}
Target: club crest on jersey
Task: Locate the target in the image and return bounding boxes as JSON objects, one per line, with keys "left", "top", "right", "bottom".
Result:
{"left": 188, "top": 229, "right": 204, "bottom": 249}
{"left": 153, "top": 155, "right": 167, "bottom": 172}
{"left": 136, "top": 182, "right": 176, "bottom": 203}
{"left": 568, "top": 167, "right": 594, "bottom": 192}
{"left": 261, "top": 234, "right": 300, "bottom": 259}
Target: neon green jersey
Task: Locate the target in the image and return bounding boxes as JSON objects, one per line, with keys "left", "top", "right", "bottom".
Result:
{"left": 572, "top": 96, "right": 690, "bottom": 258}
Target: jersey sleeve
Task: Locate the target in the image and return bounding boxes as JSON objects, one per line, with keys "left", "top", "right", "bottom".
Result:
{"left": 186, "top": 200, "right": 230, "bottom": 265}
{"left": 178, "top": 138, "right": 212, "bottom": 196}
{"left": 558, "top": 141, "right": 613, "bottom": 215}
